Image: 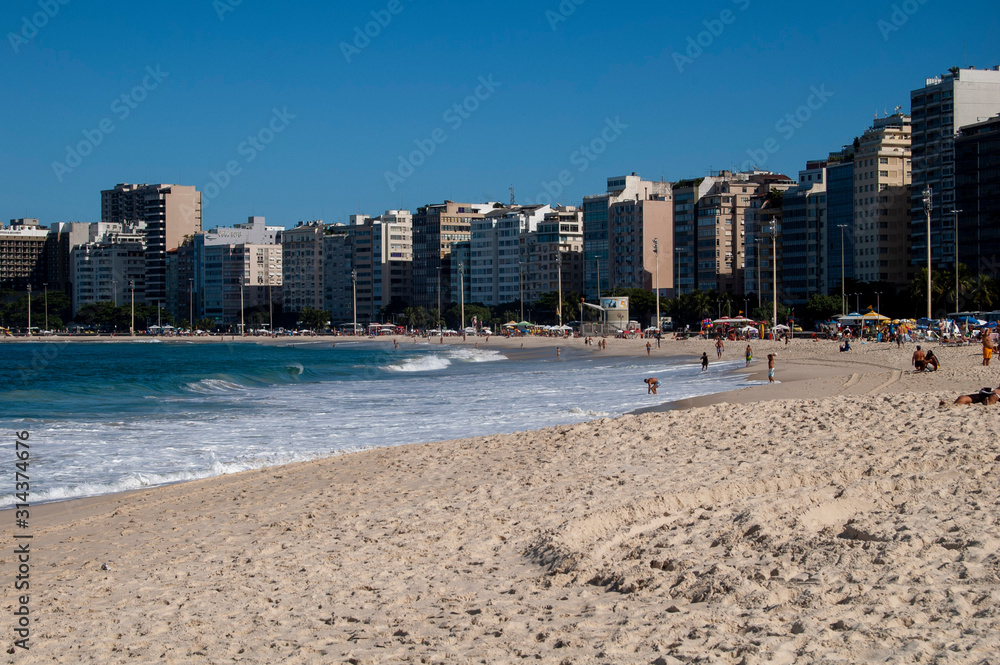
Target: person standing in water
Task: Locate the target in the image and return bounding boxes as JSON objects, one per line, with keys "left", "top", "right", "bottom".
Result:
{"left": 745, "top": 344, "right": 752, "bottom": 367}
{"left": 767, "top": 353, "right": 776, "bottom": 383}
{"left": 701, "top": 352, "right": 709, "bottom": 371}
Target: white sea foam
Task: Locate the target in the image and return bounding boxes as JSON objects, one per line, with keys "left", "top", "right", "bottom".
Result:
{"left": 447, "top": 348, "right": 507, "bottom": 363}
{"left": 383, "top": 355, "right": 452, "bottom": 372}
{"left": 184, "top": 379, "right": 246, "bottom": 394}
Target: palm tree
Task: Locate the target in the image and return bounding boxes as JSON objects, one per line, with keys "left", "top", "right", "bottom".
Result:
{"left": 968, "top": 275, "right": 998, "bottom": 311}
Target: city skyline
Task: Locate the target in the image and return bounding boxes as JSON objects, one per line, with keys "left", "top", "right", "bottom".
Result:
{"left": 2, "top": 1, "right": 999, "bottom": 228}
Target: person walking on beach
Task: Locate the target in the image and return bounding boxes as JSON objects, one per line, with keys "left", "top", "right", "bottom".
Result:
{"left": 745, "top": 344, "right": 752, "bottom": 367}
{"left": 701, "top": 352, "right": 709, "bottom": 371}
{"left": 715, "top": 337, "right": 724, "bottom": 358}
{"left": 646, "top": 341, "right": 651, "bottom": 356}
{"left": 644, "top": 377, "right": 660, "bottom": 394}
{"left": 983, "top": 331, "right": 994, "bottom": 366}
{"left": 767, "top": 353, "right": 776, "bottom": 383}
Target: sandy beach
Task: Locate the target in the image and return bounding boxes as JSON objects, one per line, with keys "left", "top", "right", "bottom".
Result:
{"left": 4, "top": 335, "right": 1000, "bottom": 663}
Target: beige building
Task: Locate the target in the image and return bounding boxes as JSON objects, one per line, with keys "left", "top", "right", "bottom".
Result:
{"left": 100, "top": 183, "right": 202, "bottom": 307}
{"left": 521, "top": 207, "right": 584, "bottom": 308}
{"left": 854, "top": 112, "right": 912, "bottom": 285}
{"left": 609, "top": 192, "right": 674, "bottom": 296}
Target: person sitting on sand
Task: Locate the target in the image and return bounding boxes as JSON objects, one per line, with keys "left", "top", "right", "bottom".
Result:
{"left": 840, "top": 338, "right": 851, "bottom": 352}
{"left": 924, "top": 349, "right": 939, "bottom": 372}
{"left": 644, "top": 377, "right": 660, "bottom": 394}
{"left": 701, "top": 352, "right": 709, "bottom": 371}
{"left": 912, "top": 345, "right": 926, "bottom": 372}
{"left": 943, "top": 386, "right": 1000, "bottom": 406}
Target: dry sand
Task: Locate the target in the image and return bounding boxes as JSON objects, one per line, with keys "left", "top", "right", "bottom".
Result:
{"left": 4, "top": 336, "right": 1000, "bottom": 664}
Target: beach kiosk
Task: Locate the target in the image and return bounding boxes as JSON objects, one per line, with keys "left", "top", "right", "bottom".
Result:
{"left": 601, "top": 297, "right": 629, "bottom": 332}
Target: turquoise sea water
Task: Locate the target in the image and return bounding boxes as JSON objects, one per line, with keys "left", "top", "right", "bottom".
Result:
{"left": 1, "top": 340, "right": 749, "bottom": 505}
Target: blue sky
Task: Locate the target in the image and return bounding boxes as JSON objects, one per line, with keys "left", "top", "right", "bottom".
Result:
{"left": 2, "top": 0, "right": 998, "bottom": 229}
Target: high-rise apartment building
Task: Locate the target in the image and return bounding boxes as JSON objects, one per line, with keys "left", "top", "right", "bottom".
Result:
{"left": 193, "top": 217, "right": 284, "bottom": 325}
{"left": 470, "top": 205, "right": 550, "bottom": 306}
{"left": 323, "top": 227, "right": 353, "bottom": 325}
{"left": 100, "top": 183, "right": 202, "bottom": 307}
{"left": 853, "top": 113, "right": 912, "bottom": 285}
{"left": 583, "top": 174, "right": 670, "bottom": 298}
{"left": 0, "top": 219, "right": 49, "bottom": 290}
{"left": 956, "top": 115, "right": 1000, "bottom": 278}
{"left": 782, "top": 162, "right": 828, "bottom": 307}
{"left": 282, "top": 221, "right": 327, "bottom": 313}
{"left": 609, "top": 191, "right": 674, "bottom": 295}
{"left": 71, "top": 222, "right": 147, "bottom": 315}
{"left": 412, "top": 201, "right": 495, "bottom": 308}
{"left": 521, "top": 207, "right": 585, "bottom": 308}
{"left": 825, "top": 148, "right": 856, "bottom": 298}
{"left": 909, "top": 67, "right": 1000, "bottom": 271}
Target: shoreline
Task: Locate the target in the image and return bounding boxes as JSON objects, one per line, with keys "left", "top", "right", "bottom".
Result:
{"left": 6, "top": 338, "right": 999, "bottom": 662}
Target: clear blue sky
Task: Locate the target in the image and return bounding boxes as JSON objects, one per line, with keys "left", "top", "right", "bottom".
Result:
{"left": 2, "top": 0, "right": 998, "bottom": 229}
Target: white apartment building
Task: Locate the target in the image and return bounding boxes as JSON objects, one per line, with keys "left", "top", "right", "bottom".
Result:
{"left": 71, "top": 222, "right": 147, "bottom": 315}
{"left": 910, "top": 66, "right": 1000, "bottom": 270}
{"left": 470, "top": 205, "right": 550, "bottom": 306}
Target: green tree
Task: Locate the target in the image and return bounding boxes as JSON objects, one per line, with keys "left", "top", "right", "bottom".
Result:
{"left": 802, "top": 293, "right": 842, "bottom": 327}
{"left": 967, "top": 275, "right": 998, "bottom": 311}
{"left": 298, "top": 308, "right": 331, "bottom": 331}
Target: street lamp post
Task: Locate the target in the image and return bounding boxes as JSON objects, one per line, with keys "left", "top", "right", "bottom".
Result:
{"left": 876, "top": 291, "right": 881, "bottom": 315}
{"left": 240, "top": 275, "right": 245, "bottom": 336}
{"left": 950, "top": 209, "right": 963, "bottom": 312}
{"left": 923, "top": 186, "right": 933, "bottom": 319}
{"left": 436, "top": 266, "right": 441, "bottom": 329}
{"left": 189, "top": 278, "right": 194, "bottom": 331}
{"left": 652, "top": 238, "right": 660, "bottom": 332}
{"left": 352, "top": 268, "right": 358, "bottom": 335}
{"left": 268, "top": 272, "right": 273, "bottom": 335}
{"left": 43, "top": 283, "right": 48, "bottom": 332}
{"left": 769, "top": 225, "right": 778, "bottom": 336}
{"left": 129, "top": 279, "right": 134, "bottom": 336}
{"left": 755, "top": 238, "right": 762, "bottom": 308}
{"left": 556, "top": 251, "right": 563, "bottom": 327}
{"left": 518, "top": 261, "right": 526, "bottom": 321}
{"left": 113, "top": 280, "right": 118, "bottom": 307}
{"left": 26, "top": 284, "right": 31, "bottom": 336}
{"left": 459, "top": 261, "right": 465, "bottom": 330}
{"left": 837, "top": 224, "right": 847, "bottom": 315}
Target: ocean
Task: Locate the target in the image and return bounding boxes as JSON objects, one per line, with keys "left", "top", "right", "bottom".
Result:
{"left": 1, "top": 340, "right": 750, "bottom": 506}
